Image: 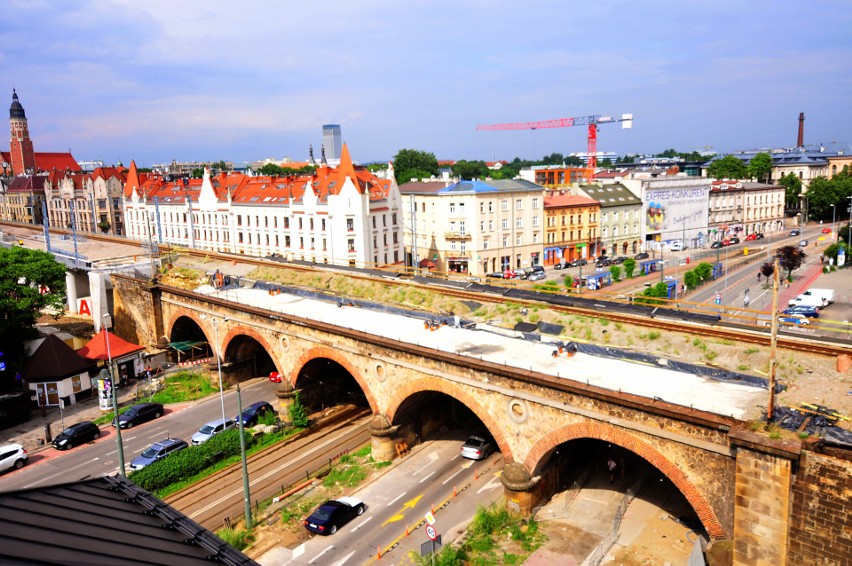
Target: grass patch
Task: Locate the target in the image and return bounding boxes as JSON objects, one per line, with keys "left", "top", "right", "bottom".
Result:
{"left": 217, "top": 527, "right": 255, "bottom": 551}
{"left": 150, "top": 371, "right": 221, "bottom": 405}
{"left": 744, "top": 347, "right": 759, "bottom": 355}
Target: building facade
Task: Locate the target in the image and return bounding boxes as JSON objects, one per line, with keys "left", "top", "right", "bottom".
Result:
{"left": 322, "top": 124, "right": 342, "bottom": 163}
{"left": 621, "top": 178, "right": 711, "bottom": 251}
{"left": 542, "top": 191, "right": 601, "bottom": 264}
{"left": 399, "top": 179, "right": 545, "bottom": 276}
{"left": 44, "top": 167, "right": 128, "bottom": 235}
{"left": 579, "top": 183, "right": 643, "bottom": 257}
{"left": 518, "top": 165, "right": 586, "bottom": 188}
{"left": 708, "top": 180, "right": 786, "bottom": 242}
{"left": 124, "top": 144, "right": 403, "bottom": 268}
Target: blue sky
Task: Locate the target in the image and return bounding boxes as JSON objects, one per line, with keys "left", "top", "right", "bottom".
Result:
{"left": 2, "top": 1, "right": 850, "bottom": 167}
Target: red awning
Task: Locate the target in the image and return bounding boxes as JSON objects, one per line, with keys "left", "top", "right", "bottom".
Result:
{"left": 419, "top": 258, "right": 436, "bottom": 268}
{"left": 77, "top": 329, "right": 144, "bottom": 361}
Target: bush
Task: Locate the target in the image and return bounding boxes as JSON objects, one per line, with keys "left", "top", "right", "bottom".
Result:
{"left": 694, "top": 262, "right": 713, "bottom": 282}
{"left": 609, "top": 265, "right": 622, "bottom": 282}
{"left": 289, "top": 391, "right": 309, "bottom": 428}
{"left": 622, "top": 258, "right": 636, "bottom": 278}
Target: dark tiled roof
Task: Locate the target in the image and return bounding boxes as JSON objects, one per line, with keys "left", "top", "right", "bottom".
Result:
{"left": 0, "top": 475, "right": 258, "bottom": 565}
{"left": 23, "top": 334, "right": 94, "bottom": 382}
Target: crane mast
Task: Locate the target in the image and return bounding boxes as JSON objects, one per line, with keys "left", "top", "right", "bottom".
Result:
{"left": 476, "top": 113, "right": 633, "bottom": 181}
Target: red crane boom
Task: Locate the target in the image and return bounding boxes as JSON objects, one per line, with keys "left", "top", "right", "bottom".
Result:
{"left": 476, "top": 113, "right": 633, "bottom": 180}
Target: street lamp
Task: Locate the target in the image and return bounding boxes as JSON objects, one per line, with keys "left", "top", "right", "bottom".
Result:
{"left": 103, "top": 314, "right": 126, "bottom": 477}
{"left": 202, "top": 313, "right": 252, "bottom": 528}
{"left": 831, "top": 203, "right": 836, "bottom": 237}
{"left": 847, "top": 195, "right": 852, "bottom": 252}
{"left": 201, "top": 314, "right": 227, "bottom": 427}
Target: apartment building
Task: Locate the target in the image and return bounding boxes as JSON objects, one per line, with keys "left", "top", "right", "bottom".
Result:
{"left": 708, "top": 180, "right": 786, "bottom": 241}
{"left": 43, "top": 167, "right": 128, "bottom": 235}
{"left": 620, "top": 178, "right": 711, "bottom": 251}
{"left": 123, "top": 145, "right": 403, "bottom": 268}
{"left": 542, "top": 191, "right": 600, "bottom": 265}
{"left": 399, "top": 178, "right": 545, "bottom": 276}
{"left": 578, "top": 183, "right": 643, "bottom": 257}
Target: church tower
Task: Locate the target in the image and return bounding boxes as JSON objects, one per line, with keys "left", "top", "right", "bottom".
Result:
{"left": 9, "top": 89, "right": 36, "bottom": 175}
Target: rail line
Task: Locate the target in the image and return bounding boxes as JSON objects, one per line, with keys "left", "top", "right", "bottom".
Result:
{"left": 4, "top": 221, "right": 848, "bottom": 358}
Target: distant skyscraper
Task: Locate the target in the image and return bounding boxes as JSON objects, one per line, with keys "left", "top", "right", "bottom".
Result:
{"left": 322, "top": 124, "right": 342, "bottom": 163}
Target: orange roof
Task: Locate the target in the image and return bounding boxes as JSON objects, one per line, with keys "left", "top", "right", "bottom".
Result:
{"left": 544, "top": 193, "right": 600, "bottom": 208}
{"left": 77, "top": 329, "right": 144, "bottom": 361}
{"left": 0, "top": 151, "right": 80, "bottom": 173}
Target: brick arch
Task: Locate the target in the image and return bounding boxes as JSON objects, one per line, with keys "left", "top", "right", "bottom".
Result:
{"left": 386, "top": 377, "right": 514, "bottom": 464}
{"left": 524, "top": 421, "right": 725, "bottom": 540}
{"left": 220, "top": 325, "right": 284, "bottom": 374}
{"left": 289, "top": 346, "right": 377, "bottom": 414}
{"left": 165, "top": 307, "right": 206, "bottom": 342}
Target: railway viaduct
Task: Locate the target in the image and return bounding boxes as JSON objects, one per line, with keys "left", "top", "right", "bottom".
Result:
{"left": 111, "top": 274, "right": 850, "bottom": 565}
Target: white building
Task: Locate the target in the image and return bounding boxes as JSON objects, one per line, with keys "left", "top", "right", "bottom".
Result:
{"left": 123, "top": 144, "right": 404, "bottom": 269}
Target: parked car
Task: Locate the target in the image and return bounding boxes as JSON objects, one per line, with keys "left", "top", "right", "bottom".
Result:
{"left": 669, "top": 240, "right": 684, "bottom": 251}
{"left": 502, "top": 270, "right": 516, "bottom": 279}
{"left": 722, "top": 239, "right": 732, "bottom": 246}
{"left": 633, "top": 252, "right": 650, "bottom": 260}
{"left": 782, "top": 306, "right": 820, "bottom": 319}
{"left": 235, "top": 401, "right": 275, "bottom": 427}
{"left": 53, "top": 421, "right": 101, "bottom": 450}
{"left": 821, "top": 227, "right": 832, "bottom": 234}
{"left": 527, "top": 271, "right": 546, "bottom": 281}
{"left": 129, "top": 438, "right": 189, "bottom": 471}
{"left": 799, "top": 239, "right": 808, "bottom": 248}
{"left": 191, "top": 418, "right": 235, "bottom": 446}
{"left": 553, "top": 262, "right": 567, "bottom": 270}
{"left": 778, "top": 314, "right": 810, "bottom": 327}
{"left": 0, "top": 443, "right": 28, "bottom": 473}
{"left": 514, "top": 268, "right": 530, "bottom": 279}
{"left": 728, "top": 237, "right": 740, "bottom": 245}
{"left": 530, "top": 265, "right": 545, "bottom": 274}
{"left": 710, "top": 241, "right": 723, "bottom": 249}
{"left": 745, "top": 234, "right": 757, "bottom": 241}
{"left": 788, "top": 293, "right": 827, "bottom": 309}
{"left": 460, "top": 434, "right": 493, "bottom": 460}
{"left": 303, "top": 497, "right": 365, "bottom": 535}
{"left": 612, "top": 256, "right": 629, "bottom": 265}
{"left": 112, "top": 402, "right": 164, "bottom": 429}
{"left": 790, "top": 229, "right": 800, "bottom": 236}
{"left": 570, "top": 258, "right": 588, "bottom": 267}
{"left": 595, "top": 257, "right": 612, "bottom": 267}
{"left": 268, "top": 371, "right": 282, "bottom": 383}
{"left": 485, "top": 272, "right": 504, "bottom": 279}
{"left": 755, "top": 233, "right": 765, "bottom": 239}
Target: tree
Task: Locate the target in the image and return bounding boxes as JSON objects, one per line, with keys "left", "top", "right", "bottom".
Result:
{"left": 452, "top": 160, "right": 489, "bottom": 180}
{"left": 565, "top": 155, "right": 583, "bottom": 166}
{"left": 747, "top": 153, "right": 772, "bottom": 183}
{"left": 707, "top": 156, "right": 748, "bottom": 179}
{"left": 622, "top": 258, "right": 636, "bottom": 278}
{"left": 393, "top": 149, "right": 439, "bottom": 184}
{"left": 778, "top": 173, "right": 803, "bottom": 209}
{"left": 609, "top": 265, "right": 621, "bottom": 281}
{"left": 776, "top": 245, "right": 806, "bottom": 280}
{"left": 804, "top": 177, "right": 842, "bottom": 221}
{"left": 191, "top": 168, "right": 204, "bottom": 178}
{"left": 0, "top": 247, "right": 67, "bottom": 385}
{"left": 563, "top": 274, "right": 574, "bottom": 291}
{"left": 288, "top": 391, "right": 309, "bottom": 429}
{"left": 760, "top": 262, "right": 775, "bottom": 279}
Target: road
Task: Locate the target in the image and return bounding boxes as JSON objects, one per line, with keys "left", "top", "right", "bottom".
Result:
{"left": 0, "top": 378, "right": 278, "bottom": 493}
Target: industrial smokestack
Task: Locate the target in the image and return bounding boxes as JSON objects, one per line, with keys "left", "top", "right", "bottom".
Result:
{"left": 797, "top": 112, "right": 805, "bottom": 148}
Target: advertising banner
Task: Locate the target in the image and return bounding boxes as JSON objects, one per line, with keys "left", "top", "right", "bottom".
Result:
{"left": 642, "top": 181, "right": 710, "bottom": 244}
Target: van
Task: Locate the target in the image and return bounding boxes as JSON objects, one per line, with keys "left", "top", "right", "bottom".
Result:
{"left": 669, "top": 241, "right": 684, "bottom": 251}
{"left": 788, "top": 293, "right": 826, "bottom": 309}
{"left": 801, "top": 288, "right": 835, "bottom": 305}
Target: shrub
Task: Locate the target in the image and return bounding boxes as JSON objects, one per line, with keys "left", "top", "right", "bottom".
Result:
{"left": 289, "top": 391, "right": 309, "bottom": 428}
{"left": 622, "top": 258, "right": 636, "bottom": 278}
{"left": 609, "top": 265, "right": 622, "bottom": 281}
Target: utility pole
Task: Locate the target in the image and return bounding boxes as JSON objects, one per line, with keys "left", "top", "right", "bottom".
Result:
{"left": 767, "top": 259, "right": 780, "bottom": 422}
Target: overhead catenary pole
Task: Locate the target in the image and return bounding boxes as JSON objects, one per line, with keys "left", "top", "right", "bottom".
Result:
{"left": 767, "top": 259, "right": 780, "bottom": 422}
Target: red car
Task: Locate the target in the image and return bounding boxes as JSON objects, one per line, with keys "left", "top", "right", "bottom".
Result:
{"left": 269, "top": 371, "right": 282, "bottom": 383}
{"left": 722, "top": 238, "right": 731, "bottom": 246}
{"left": 821, "top": 227, "right": 832, "bottom": 234}
{"left": 745, "top": 234, "right": 757, "bottom": 241}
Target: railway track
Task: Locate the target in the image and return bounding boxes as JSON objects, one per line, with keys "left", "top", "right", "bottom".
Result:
{"left": 4, "top": 221, "right": 848, "bottom": 358}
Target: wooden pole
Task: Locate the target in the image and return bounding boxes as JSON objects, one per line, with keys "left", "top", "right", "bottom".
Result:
{"left": 767, "top": 259, "right": 780, "bottom": 422}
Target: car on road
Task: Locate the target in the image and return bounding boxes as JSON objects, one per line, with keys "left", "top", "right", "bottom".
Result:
{"left": 745, "top": 234, "right": 757, "bottom": 241}
{"left": 710, "top": 241, "right": 723, "bottom": 249}
{"left": 782, "top": 306, "right": 820, "bottom": 319}
{"left": 112, "top": 402, "right": 164, "bottom": 429}
{"left": 595, "top": 257, "right": 612, "bottom": 267}
{"left": 129, "top": 438, "right": 189, "bottom": 471}
{"left": 303, "top": 497, "right": 366, "bottom": 535}
{"left": 191, "top": 418, "right": 236, "bottom": 446}
{"left": 527, "top": 271, "right": 546, "bottom": 281}
{"left": 821, "top": 227, "right": 832, "bottom": 234}
{"left": 669, "top": 240, "right": 684, "bottom": 251}
{"left": 755, "top": 233, "right": 764, "bottom": 239}
{"left": 460, "top": 434, "right": 493, "bottom": 460}
{"left": 778, "top": 314, "right": 810, "bottom": 327}
{"left": 0, "top": 443, "right": 28, "bottom": 473}
{"left": 799, "top": 239, "right": 808, "bottom": 248}
{"left": 553, "top": 262, "right": 568, "bottom": 270}
{"left": 235, "top": 401, "right": 275, "bottom": 427}
{"left": 612, "top": 256, "right": 629, "bottom": 265}
{"left": 52, "top": 421, "right": 101, "bottom": 450}
{"left": 269, "top": 371, "right": 282, "bottom": 383}
{"left": 790, "top": 229, "right": 800, "bottom": 236}
{"left": 570, "top": 258, "right": 589, "bottom": 267}
{"left": 633, "top": 252, "right": 650, "bottom": 260}
{"left": 728, "top": 237, "right": 740, "bottom": 245}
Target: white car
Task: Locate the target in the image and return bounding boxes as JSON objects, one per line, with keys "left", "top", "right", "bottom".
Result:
{"left": 0, "top": 443, "right": 28, "bottom": 473}
{"left": 191, "top": 418, "right": 235, "bottom": 446}
{"left": 669, "top": 241, "right": 684, "bottom": 251}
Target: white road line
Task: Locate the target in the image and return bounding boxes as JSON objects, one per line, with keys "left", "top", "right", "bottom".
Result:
{"left": 23, "top": 457, "right": 100, "bottom": 488}
{"left": 308, "top": 545, "right": 335, "bottom": 564}
{"left": 441, "top": 467, "right": 465, "bottom": 485}
{"left": 477, "top": 474, "right": 502, "bottom": 494}
{"left": 332, "top": 551, "right": 355, "bottom": 566}
{"left": 350, "top": 516, "right": 372, "bottom": 532}
{"left": 387, "top": 492, "right": 406, "bottom": 506}
{"left": 418, "top": 470, "right": 436, "bottom": 483}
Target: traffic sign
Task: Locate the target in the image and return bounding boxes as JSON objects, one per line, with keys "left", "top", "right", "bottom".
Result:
{"left": 425, "top": 524, "right": 437, "bottom": 541}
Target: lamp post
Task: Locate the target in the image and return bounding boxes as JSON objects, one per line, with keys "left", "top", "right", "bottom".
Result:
{"left": 831, "top": 204, "right": 836, "bottom": 238}
{"left": 848, "top": 196, "right": 852, "bottom": 251}
{"left": 201, "top": 314, "right": 227, "bottom": 427}
{"left": 103, "top": 314, "right": 126, "bottom": 477}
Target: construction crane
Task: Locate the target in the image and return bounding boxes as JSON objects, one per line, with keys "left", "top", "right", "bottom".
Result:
{"left": 476, "top": 113, "right": 633, "bottom": 181}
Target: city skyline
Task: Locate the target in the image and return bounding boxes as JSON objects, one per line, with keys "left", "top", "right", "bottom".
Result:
{"left": 2, "top": 1, "right": 851, "bottom": 168}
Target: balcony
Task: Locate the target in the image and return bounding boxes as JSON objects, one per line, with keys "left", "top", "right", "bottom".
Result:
{"left": 444, "top": 231, "right": 471, "bottom": 240}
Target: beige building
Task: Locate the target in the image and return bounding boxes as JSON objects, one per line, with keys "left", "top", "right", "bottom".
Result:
{"left": 708, "top": 180, "right": 786, "bottom": 241}
{"left": 578, "top": 183, "right": 643, "bottom": 257}
{"left": 44, "top": 167, "right": 128, "bottom": 235}
{"left": 399, "top": 179, "right": 545, "bottom": 276}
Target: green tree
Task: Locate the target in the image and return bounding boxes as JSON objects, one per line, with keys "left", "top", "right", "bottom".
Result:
{"left": 0, "top": 247, "right": 67, "bottom": 385}
{"left": 622, "top": 258, "right": 636, "bottom": 278}
{"left": 393, "top": 149, "right": 439, "bottom": 183}
{"left": 452, "top": 160, "right": 489, "bottom": 180}
{"left": 778, "top": 173, "right": 803, "bottom": 209}
{"left": 288, "top": 391, "right": 309, "bottom": 429}
{"left": 776, "top": 245, "right": 806, "bottom": 280}
{"left": 563, "top": 274, "right": 574, "bottom": 291}
{"left": 683, "top": 270, "right": 698, "bottom": 290}
{"left": 707, "top": 156, "right": 748, "bottom": 179}
{"left": 804, "top": 177, "right": 842, "bottom": 221}
{"left": 746, "top": 153, "right": 773, "bottom": 183}
{"left": 565, "top": 155, "right": 583, "bottom": 166}
{"left": 191, "top": 168, "right": 204, "bottom": 178}
{"left": 257, "top": 163, "right": 285, "bottom": 176}
{"left": 609, "top": 264, "right": 622, "bottom": 281}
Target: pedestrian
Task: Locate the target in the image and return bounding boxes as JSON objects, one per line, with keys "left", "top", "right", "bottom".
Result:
{"left": 714, "top": 291, "right": 722, "bottom": 305}
{"left": 757, "top": 272, "right": 761, "bottom": 282}
{"left": 607, "top": 457, "right": 617, "bottom": 483}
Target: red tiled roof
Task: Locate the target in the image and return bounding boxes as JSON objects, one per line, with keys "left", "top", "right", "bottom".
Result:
{"left": 1, "top": 151, "right": 80, "bottom": 173}
{"left": 77, "top": 329, "right": 144, "bottom": 361}
{"left": 544, "top": 193, "right": 600, "bottom": 208}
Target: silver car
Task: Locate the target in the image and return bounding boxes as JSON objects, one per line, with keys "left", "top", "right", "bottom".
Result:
{"left": 191, "top": 418, "right": 235, "bottom": 446}
{"left": 460, "top": 435, "right": 493, "bottom": 460}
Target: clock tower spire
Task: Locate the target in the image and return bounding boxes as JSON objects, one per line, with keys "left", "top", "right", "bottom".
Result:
{"left": 9, "top": 89, "right": 37, "bottom": 175}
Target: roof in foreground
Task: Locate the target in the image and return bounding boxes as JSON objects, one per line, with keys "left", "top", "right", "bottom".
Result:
{"left": 196, "top": 285, "right": 765, "bottom": 420}
{"left": 0, "top": 475, "right": 258, "bottom": 566}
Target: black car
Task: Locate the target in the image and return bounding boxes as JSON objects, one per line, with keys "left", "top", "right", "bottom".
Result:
{"left": 486, "top": 272, "right": 504, "bottom": 279}
{"left": 633, "top": 252, "right": 650, "bottom": 260}
{"left": 595, "top": 257, "right": 612, "bottom": 267}
{"left": 553, "top": 262, "right": 565, "bottom": 270}
{"left": 113, "top": 402, "right": 164, "bottom": 429}
{"left": 53, "top": 421, "right": 101, "bottom": 450}
{"left": 570, "top": 258, "right": 588, "bottom": 267}
{"left": 728, "top": 237, "right": 740, "bottom": 245}
{"left": 755, "top": 233, "right": 765, "bottom": 240}
{"left": 790, "top": 229, "right": 800, "bottom": 236}
{"left": 304, "top": 497, "right": 365, "bottom": 535}
{"left": 612, "top": 256, "right": 629, "bottom": 265}
{"left": 235, "top": 401, "right": 275, "bottom": 427}
{"left": 710, "top": 241, "right": 723, "bottom": 249}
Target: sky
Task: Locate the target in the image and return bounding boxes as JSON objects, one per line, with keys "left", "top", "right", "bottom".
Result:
{"left": 2, "top": 1, "right": 851, "bottom": 168}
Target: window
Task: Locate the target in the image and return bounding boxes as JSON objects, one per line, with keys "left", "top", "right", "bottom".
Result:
{"left": 347, "top": 218, "right": 354, "bottom": 231}
{"left": 516, "top": 235, "right": 522, "bottom": 245}
{"left": 483, "top": 239, "right": 490, "bottom": 249}
{"left": 347, "top": 238, "right": 355, "bottom": 252}
{"left": 532, "top": 233, "right": 539, "bottom": 244}
{"left": 298, "top": 217, "right": 303, "bottom": 230}
{"left": 532, "top": 216, "right": 540, "bottom": 227}
{"left": 459, "top": 221, "right": 466, "bottom": 234}
{"left": 450, "top": 221, "right": 456, "bottom": 231}
{"left": 516, "top": 218, "right": 523, "bottom": 228}
{"left": 488, "top": 201, "right": 493, "bottom": 212}
{"left": 532, "top": 197, "right": 539, "bottom": 209}
{"left": 372, "top": 217, "right": 376, "bottom": 228}
{"left": 488, "top": 220, "right": 494, "bottom": 230}
{"left": 502, "top": 219, "right": 509, "bottom": 229}
{"left": 392, "top": 213, "right": 397, "bottom": 225}
{"left": 516, "top": 199, "right": 522, "bottom": 210}
{"left": 480, "top": 221, "right": 485, "bottom": 231}
{"left": 480, "top": 202, "right": 485, "bottom": 213}
{"left": 450, "top": 202, "right": 456, "bottom": 213}
{"left": 501, "top": 200, "right": 509, "bottom": 212}
{"left": 459, "top": 203, "right": 465, "bottom": 213}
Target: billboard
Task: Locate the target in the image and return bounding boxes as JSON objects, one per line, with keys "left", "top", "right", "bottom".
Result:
{"left": 641, "top": 181, "right": 710, "bottom": 243}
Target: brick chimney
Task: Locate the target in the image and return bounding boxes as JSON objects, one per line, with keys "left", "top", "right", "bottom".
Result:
{"left": 797, "top": 112, "right": 805, "bottom": 149}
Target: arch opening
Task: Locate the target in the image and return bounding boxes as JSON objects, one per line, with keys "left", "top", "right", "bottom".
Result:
{"left": 222, "top": 334, "right": 277, "bottom": 383}
{"left": 167, "top": 315, "right": 211, "bottom": 363}
{"left": 294, "top": 358, "right": 369, "bottom": 413}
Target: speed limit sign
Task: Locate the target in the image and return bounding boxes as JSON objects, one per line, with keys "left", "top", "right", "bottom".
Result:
{"left": 425, "top": 524, "right": 437, "bottom": 541}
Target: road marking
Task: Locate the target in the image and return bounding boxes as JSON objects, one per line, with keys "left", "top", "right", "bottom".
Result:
{"left": 23, "top": 457, "right": 100, "bottom": 488}
{"left": 418, "top": 470, "right": 436, "bottom": 483}
{"left": 350, "top": 516, "right": 372, "bottom": 532}
{"left": 382, "top": 513, "right": 404, "bottom": 526}
{"left": 402, "top": 495, "right": 422, "bottom": 509}
{"left": 477, "top": 474, "right": 502, "bottom": 494}
{"left": 387, "top": 492, "right": 407, "bottom": 506}
{"left": 413, "top": 451, "right": 439, "bottom": 475}
{"left": 308, "top": 545, "right": 334, "bottom": 564}
{"left": 332, "top": 551, "right": 355, "bottom": 566}
{"left": 442, "top": 467, "right": 465, "bottom": 485}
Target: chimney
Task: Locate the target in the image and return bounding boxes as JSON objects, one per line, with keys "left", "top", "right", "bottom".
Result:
{"left": 797, "top": 112, "right": 805, "bottom": 148}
